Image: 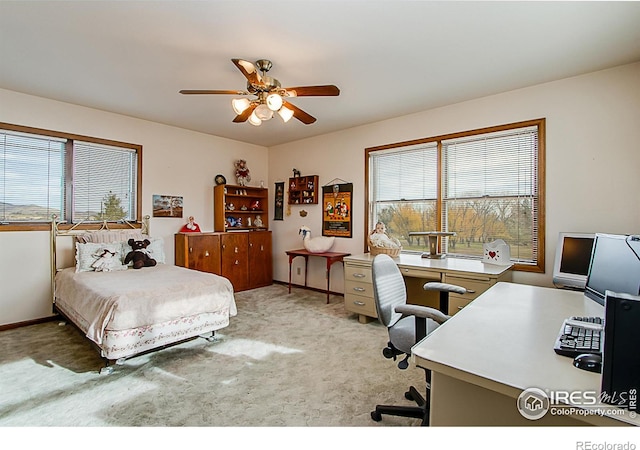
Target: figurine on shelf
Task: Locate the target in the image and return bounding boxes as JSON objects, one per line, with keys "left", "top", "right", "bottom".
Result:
{"left": 293, "top": 168, "right": 301, "bottom": 178}
{"left": 180, "top": 216, "right": 201, "bottom": 233}
{"left": 250, "top": 199, "right": 260, "bottom": 211}
{"left": 235, "top": 159, "right": 251, "bottom": 186}
{"left": 254, "top": 215, "right": 263, "bottom": 228}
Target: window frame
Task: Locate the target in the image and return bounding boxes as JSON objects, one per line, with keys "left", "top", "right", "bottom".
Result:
{"left": 365, "top": 118, "right": 546, "bottom": 273}
{"left": 0, "top": 122, "right": 143, "bottom": 232}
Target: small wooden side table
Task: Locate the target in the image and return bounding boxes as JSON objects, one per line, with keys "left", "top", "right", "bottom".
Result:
{"left": 286, "top": 249, "right": 351, "bottom": 303}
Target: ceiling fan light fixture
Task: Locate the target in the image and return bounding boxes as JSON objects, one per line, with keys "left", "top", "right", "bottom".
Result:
{"left": 254, "top": 103, "right": 274, "bottom": 121}
{"left": 248, "top": 111, "right": 262, "bottom": 126}
{"left": 266, "top": 93, "right": 283, "bottom": 111}
{"left": 278, "top": 105, "right": 294, "bottom": 123}
{"left": 231, "top": 98, "right": 251, "bottom": 115}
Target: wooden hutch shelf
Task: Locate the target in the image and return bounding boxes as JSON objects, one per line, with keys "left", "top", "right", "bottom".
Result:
{"left": 288, "top": 175, "right": 319, "bottom": 205}
{"left": 214, "top": 184, "right": 269, "bottom": 232}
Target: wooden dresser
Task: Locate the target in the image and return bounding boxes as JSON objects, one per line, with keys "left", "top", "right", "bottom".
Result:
{"left": 175, "top": 231, "right": 272, "bottom": 292}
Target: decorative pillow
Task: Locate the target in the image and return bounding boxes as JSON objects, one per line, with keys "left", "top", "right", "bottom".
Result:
{"left": 121, "top": 237, "right": 166, "bottom": 265}
{"left": 75, "top": 242, "right": 126, "bottom": 273}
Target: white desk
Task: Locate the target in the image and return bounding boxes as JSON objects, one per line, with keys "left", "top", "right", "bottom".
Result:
{"left": 412, "top": 282, "right": 638, "bottom": 426}
{"left": 343, "top": 253, "right": 512, "bottom": 321}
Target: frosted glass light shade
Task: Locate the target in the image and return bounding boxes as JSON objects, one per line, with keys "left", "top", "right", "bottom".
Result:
{"left": 266, "top": 93, "right": 283, "bottom": 111}
{"left": 232, "top": 98, "right": 251, "bottom": 115}
{"left": 254, "top": 104, "right": 274, "bottom": 120}
{"left": 278, "top": 106, "right": 294, "bottom": 123}
{"left": 248, "top": 111, "right": 262, "bottom": 126}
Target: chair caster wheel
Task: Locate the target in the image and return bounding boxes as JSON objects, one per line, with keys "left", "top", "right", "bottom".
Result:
{"left": 405, "top": 391, "right": 414, "bottom": 401}
{"left": 371, "top": 411, "right": 382, "bottom": 422}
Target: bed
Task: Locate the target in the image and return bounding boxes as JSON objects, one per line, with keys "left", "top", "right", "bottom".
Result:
{"left": 51, "top": 216, "right": 237, "bottom": 373}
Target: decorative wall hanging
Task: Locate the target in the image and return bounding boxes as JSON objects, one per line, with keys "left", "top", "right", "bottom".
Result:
{"left": 152, "top": 195, "right": 183, "bottom": 218}
{"left": 322, "top": 179, "right": 352, "bottom": 238}
{"left": 274, "top": 182, "right": 284, "bottom": 220}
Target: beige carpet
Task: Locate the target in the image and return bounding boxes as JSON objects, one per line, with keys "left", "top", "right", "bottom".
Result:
{"left": 0, "top": 284, "right": 424, "bottom": 427}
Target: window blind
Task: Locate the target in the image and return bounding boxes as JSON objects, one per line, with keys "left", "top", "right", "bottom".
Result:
{"left": 0, "top": 130, "right": 66, "bottom": 222}
{"left": 370, "top": 143, "right": 438, "bottom": 203}
{"left": 72, "top": 141, "right": 138, "bottom": 222}
{"left": 442, "top": 126, "right": 539, "bottom": 263}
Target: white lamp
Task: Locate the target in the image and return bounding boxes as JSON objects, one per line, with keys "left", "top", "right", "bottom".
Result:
{"left": 254, "top": 104, "right": 274, "bottom": 121}
{"left": 278, "top": 105, "right": 294, "bottom": 123}
{"left": 231, "top": 98, "right": 251, "bottom": 115}
{"left": 248, "top": 111, "right": 262, "bottom": 126}
{"left": 266, "top": 93, "right": 283, "bottom": 111}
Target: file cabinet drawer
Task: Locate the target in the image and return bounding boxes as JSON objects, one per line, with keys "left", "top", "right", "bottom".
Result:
{"left": 448, "top": 296, "right": 472, "bottom": 315}
{"left": 345, "top": 265, "right": 372, "bottom": 284}
{"left": 444, "top": 275, "right": 492, "bottom": 301}
{"left": 344, "top": 292, "right": 377, "bottom": 317}
{"left": 398, "top": 265, "right": 441, "bottom": 281}
{"left": 345, "top": 280, "right": 374, "bottom": 299}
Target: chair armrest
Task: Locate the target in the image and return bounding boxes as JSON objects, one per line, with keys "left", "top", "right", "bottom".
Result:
{"left": 423, "top": 282, "right": 466, "bottom": 295}
{"left": 395, "top": 304, "right": 450, "bottom": 324}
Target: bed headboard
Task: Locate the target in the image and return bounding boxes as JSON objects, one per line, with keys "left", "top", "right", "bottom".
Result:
{"left": 50, "top": 215, "right": 150, "bottom": 300}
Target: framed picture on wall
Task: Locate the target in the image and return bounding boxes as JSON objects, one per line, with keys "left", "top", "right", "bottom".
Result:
{"left": 274, "top": 182, "right": 284, "bottom": 221}
{"left": 152, "top": 194, "right": 183, "bottom": 218}
{"left": 322, "top": 182, "right": 352, "bottom": 238}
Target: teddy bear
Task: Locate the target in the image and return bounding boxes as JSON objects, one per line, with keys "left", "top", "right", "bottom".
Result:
{"left": 124, "top": 239, "right": 157, "bottom": 269}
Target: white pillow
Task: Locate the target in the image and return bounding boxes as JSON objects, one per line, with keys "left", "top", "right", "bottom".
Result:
{"left": 76, "top": 229, "right": 144, "bottom": 244}
{"left": 122, "top": 237, "right": 166, "bottom": 265}
{"left": 75, "top": 242, "right": 126, "bottom": 273}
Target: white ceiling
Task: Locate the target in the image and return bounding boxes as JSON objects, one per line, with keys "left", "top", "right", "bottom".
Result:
{"left": 1, "top": 1, "right": 640, "bottom": 147}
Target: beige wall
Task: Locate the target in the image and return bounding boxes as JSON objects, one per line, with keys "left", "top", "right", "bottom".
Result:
{"left": 0, "top": 88, "right": 267, "bottom": 326}
{"left": 269, "top": 62, "right": 640, "bottom": 292}
{"left": 2, "top": 61, "right": 639, "bottom": 325}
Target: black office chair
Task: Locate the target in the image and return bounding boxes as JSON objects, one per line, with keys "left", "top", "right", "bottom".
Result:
{"left": 370, "top": 254, "right": 466, "bottom": 425}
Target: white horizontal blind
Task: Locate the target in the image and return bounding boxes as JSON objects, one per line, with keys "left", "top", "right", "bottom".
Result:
{"left": 442, "top": 126, "right": 539, "bottom": 263}
{"left": 72, "top": 141, "right": 137, "bottom": 222}
{"left": 370, "top": 144, "right": 438, "bottom": 202}
{"left": 369, "top": 143, "right": 438, "bottom": 244}
{"left": 0, "top": 130, "right": 66, "bottom": 222}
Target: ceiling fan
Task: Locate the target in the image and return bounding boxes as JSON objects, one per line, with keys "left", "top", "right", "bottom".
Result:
{"left": 179, "top": 58, "right": 340, "bottom": 126}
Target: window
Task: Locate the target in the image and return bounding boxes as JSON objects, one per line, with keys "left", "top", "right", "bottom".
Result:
{"left": 0, "top": 122, "right": 141, "bottom": 230}
{"left": 366, "top": 119, "right": 545, "bottom": 272}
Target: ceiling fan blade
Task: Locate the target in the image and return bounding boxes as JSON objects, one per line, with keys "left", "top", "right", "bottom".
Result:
{"left": 231, "top": 58, "right": 263, "bottom": 86}
{"left": 283, "top": 85, "right": 340, "bottom": 97}
{"left": 233, "top": 103, "right": 257, "bottom": 123}
{"left": 283, "top": 101, "right": 316, "bottom": 124}
{"left": 180, "top": 89, "right": 248, "bottom": 95}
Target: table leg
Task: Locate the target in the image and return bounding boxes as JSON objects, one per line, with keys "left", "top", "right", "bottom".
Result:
{"left": 303, "top": 256, "right": 309, "bottom": 288}
{"left": 288, "top": 255, "right": 294, "bottom": 294}
{"left": 325, "top": 260, "right": 331, "bottom": 304}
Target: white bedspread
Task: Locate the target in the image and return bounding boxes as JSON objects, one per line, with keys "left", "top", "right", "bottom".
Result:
{"left": 55, "top": 264, "right": 236, "bottom": 345}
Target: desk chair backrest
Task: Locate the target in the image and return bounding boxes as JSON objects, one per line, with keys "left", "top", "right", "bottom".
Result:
{"left": 372, "top": 254, "right": 407, "bottom": 328}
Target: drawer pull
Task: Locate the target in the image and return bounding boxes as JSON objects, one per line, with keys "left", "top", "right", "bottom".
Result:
{"left": 352, "top": 287, "right": 366, "bottom": 292}
{"left": 352, "top": 273, "right": 366, "bottom": 278}
{"left": 353, "top": 301, "right": 366, "bottom": 306}
{"left": 466, "top": 289, "right": 476, "bottom": 294}
{"left": 458, "top": 306, "right": 464, "bottom": 310}
{"left": 205, "top": 251, "right": 209, "bottom": 257}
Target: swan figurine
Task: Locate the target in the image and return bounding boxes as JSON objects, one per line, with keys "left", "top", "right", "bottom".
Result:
{"left": 299, "top": 226, "right": 335, "bottom": 253}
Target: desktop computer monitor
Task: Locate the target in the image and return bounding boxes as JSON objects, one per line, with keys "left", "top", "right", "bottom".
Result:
{"left": 584, "top": 233, "right": 640, "bottom": 306}
{"left": 553, "top": 232, "right": 595, "bottom": 290}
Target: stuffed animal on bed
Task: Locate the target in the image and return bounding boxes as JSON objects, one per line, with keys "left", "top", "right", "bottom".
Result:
{"left": 124, "top": 239, "right": 157, "bottom": 269}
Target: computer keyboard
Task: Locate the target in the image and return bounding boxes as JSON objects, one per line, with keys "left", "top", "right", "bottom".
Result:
{"left": 554, "top": 316, "right": 604, "bottom": 358}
